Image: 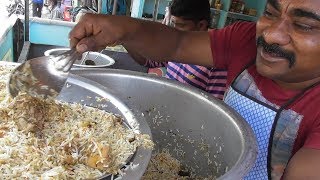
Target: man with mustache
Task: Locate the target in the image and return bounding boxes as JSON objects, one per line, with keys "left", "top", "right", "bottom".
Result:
{"left": 69, "top": 0, "right": 320, "bottom": 179}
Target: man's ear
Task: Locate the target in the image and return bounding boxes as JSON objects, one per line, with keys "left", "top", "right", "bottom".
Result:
{"left": 197, "top": 20, "right": 209, "bottom": 30}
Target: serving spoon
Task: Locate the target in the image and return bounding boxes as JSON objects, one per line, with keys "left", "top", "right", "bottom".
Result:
{"left": 8, "top": 49, "right": 81, "bottom": 99}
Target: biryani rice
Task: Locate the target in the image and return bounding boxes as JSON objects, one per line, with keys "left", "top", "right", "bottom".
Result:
{"left": 0, "top": 64, "right": 153, "bottom": 179}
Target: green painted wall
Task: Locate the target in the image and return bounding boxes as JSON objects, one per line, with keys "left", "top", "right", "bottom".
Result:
{"left": 0, "top": 28, "right": 14, "bottom": 62}
{"left": 29, "top": 19, "right": 75, "bottom": 47}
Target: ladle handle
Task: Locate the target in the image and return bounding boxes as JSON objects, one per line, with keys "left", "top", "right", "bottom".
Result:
{"left": 54, "top": 49, "right": 82, "bottom": 72}
{"left": 62, "top": 49, "right": 82, "bottom": 72}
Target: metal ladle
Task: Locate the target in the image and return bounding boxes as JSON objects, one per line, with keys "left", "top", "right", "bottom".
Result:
{"left": 8, "top": 49, "right": 82, "bottom": 99}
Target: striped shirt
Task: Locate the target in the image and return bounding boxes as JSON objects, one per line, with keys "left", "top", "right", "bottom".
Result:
{"left": 145, "top": 60, "right": 227, "bottom": 99}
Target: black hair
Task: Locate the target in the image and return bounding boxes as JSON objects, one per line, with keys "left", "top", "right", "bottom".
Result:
{"left": 50, "top": 0, "right": 58, "bottom": 6}
{"left": 169, "top": 0, "right": 211, "bottom": 24}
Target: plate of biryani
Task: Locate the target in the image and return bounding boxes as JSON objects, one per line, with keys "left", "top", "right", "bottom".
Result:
{"left": 0, "top": 63, "right": 154, "bottom": 179}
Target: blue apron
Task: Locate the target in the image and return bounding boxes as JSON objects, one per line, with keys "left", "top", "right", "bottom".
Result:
{"left": 223, "top": 65, "right": 318, "bottom": 179}
{"left": 224, "top": 84, "right": 276, "bottom": 179}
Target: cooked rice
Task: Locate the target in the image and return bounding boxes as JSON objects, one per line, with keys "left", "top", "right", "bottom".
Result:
{"left": 0, "top": 64, "right": 153, "bottom": 179}
{"left": 142, "top": 149, "right": 187, "bottom": 180}
{"left": 142, "top": 149, "right": 215, "bottom": 180}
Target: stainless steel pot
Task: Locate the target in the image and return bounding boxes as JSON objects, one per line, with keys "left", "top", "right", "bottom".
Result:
{"left": 71, "top": 68, "right": 258, "bottom": 180}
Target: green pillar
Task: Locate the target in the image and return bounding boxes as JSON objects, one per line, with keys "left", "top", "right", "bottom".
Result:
{"left": 101, "top": 0, "right": 107, "bottom": 14}
{"left": 131, "top": 0, "right": 145, "bottom": 18}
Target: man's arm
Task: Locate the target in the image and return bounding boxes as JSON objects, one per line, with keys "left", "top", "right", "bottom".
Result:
{"left": 283, "top": 148, "right": 320, "bottom": 179}
{"left": 69, "top": 14, "right": 214, "bottom": 67}
{"left": 125, "top": 46, "right": 168, "bottom": 67}
{"left": 125, "top": 47, "right": 148, "bottom": 66}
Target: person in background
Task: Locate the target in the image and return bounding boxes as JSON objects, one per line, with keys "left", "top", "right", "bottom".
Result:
{"left": 69, "top": 0, "right": 320, "bottom": 179}
{"left": 162, "top": 5, "right": 171, "bottom": 26}
{"left": 32, "top": 0, "right": 44, "bottom": 17}
{"left": 126, "top": 0, "right": 227, "bottom": 99}
{"left": 49, "top": 0, "right": 63, "bottom": 20}
{"left": 60, "top": 0, "right": 72, "bottom": 13}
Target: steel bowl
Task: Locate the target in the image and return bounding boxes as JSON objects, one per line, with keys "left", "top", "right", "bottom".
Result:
{"left": 71, "top": 68, "right": 258, "bottom": 180}
{"left": 44, "top": 48, "right": 115, "bottom": 68}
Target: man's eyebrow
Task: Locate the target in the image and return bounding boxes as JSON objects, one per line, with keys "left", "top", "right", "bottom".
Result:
{"left": 292, "top": 9, "right": 320, "bottom": 22}
{"left": 267, "top": 0, "right": 280, "bottom": 11}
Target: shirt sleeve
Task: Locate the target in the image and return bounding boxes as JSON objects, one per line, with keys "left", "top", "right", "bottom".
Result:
{"left": 208, "top": 22, "right": 257, "bottom": 85}
{"left": 209, "top": 21, "right": 257, "bottom": 69}
{"left": 144, "top": 60, "right": 168, "bottom": 68}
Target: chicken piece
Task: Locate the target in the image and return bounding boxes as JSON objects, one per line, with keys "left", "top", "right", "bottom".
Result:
{"left": 63, "top": 155, "right": 75, "bottom": 165}
{"left": 87, "top": 145, "right": 111, "bottom": 170}
{"left": 17, "top": 117, "right": 35, "bottom": 132}
{"left": 0, "top": 131, "right": 5, "bottom": 138}
{"left": 0, "top": 126, "right": 8, "bottom": 138}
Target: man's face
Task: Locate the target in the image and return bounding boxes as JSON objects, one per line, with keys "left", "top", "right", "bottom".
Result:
{"left": 256, "top": 0, "right": 320, "bottom": 85}
{"left": 170, "top": 16, "right": 206, "bottom": 31}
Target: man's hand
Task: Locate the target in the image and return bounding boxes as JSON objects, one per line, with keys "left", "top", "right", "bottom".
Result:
{"left": 69, "top": 14, "right": 131, "bottom": 53}
{"left": 283, "top": 148, "right": 320, "bottom": 179}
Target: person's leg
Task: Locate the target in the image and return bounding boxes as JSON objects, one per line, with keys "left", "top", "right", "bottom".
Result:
{"left": 38, "top": 4, "right": 43, "bottom": 17}
{"left": 36, "top": 3, "right": 40, "bottom": 17}
{"left": 32, "top": 2, "right": 37, "bottom": 17}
